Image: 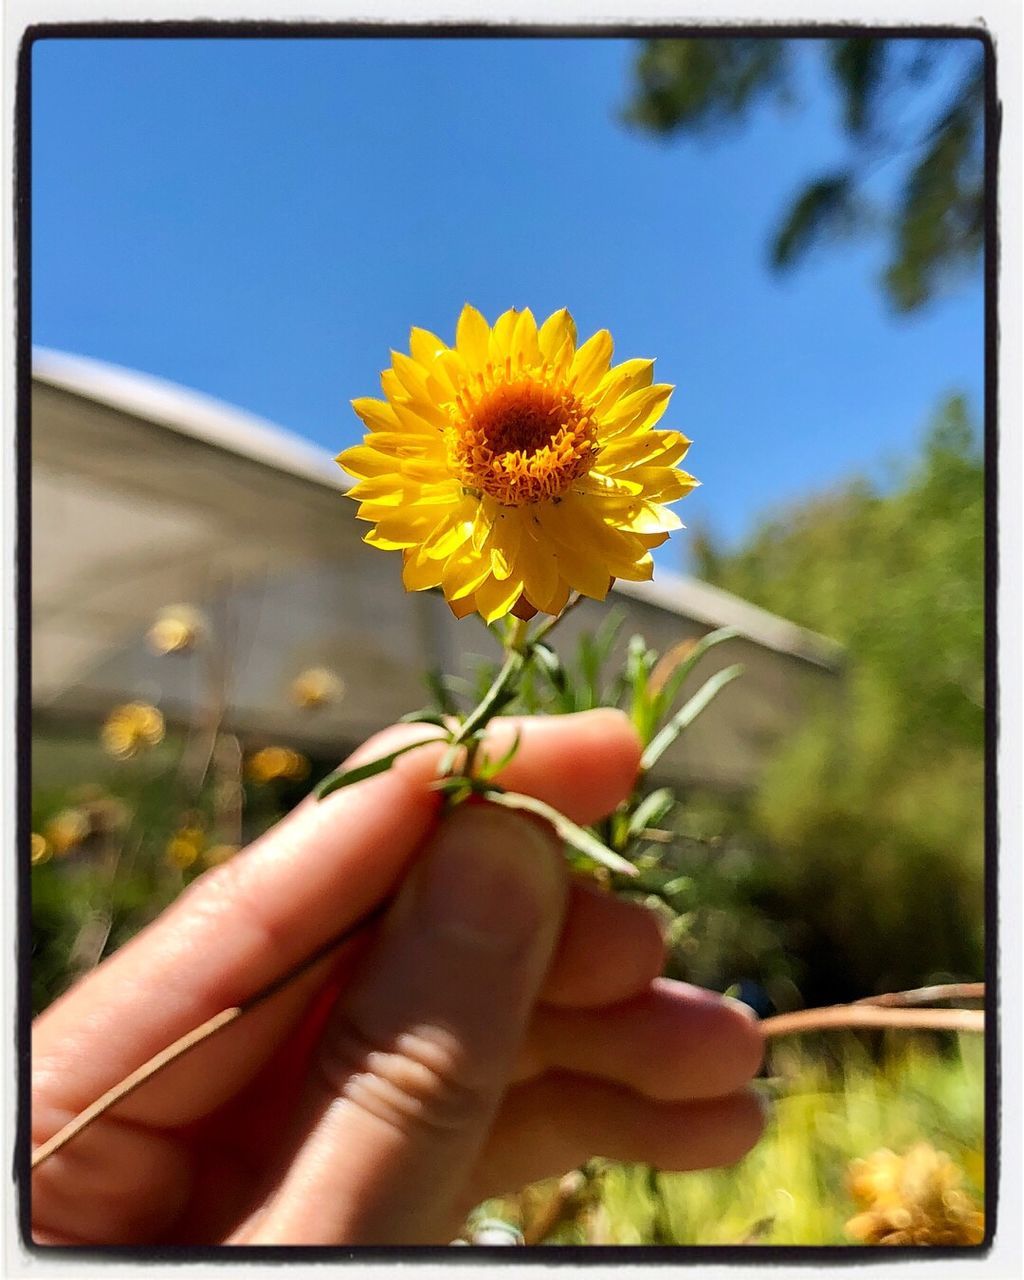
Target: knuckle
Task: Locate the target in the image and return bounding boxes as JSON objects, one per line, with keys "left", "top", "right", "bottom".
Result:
{"left": 317, "top": 1016, "right": 487, "bottom": 1140}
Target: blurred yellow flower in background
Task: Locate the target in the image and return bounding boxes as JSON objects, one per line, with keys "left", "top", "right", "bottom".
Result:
{"left": 337, "top": 305, "right": 696, "bottom": 623}
{"left": 101, "top": 702, "right": 165, "bottom": 759}
{"left": 43, "top": 808, "right": 90, "bottom": 857}
{"left": 845, "top": 1143, "right": 984, "bottom": 1246}
{"left": 246, "top": 746, "right": 310, "bottom": 784}
{"left": 290, "top": 666, "right": 344, "bottom": 710}
{"left": 146, "top": 604, "right": 207, "bottom": 655}
{"left": 31, "top": 833, "right": 52, "bottom": 865}
{"left": 165, "top": 826, "right": 206, "bottom": 870}
{"left": 203, "top": 842, "right": 240, "bottom": 867}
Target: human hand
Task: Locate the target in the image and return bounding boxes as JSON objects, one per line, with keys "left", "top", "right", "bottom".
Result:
{"left": 31, "top": 709, "right": 764, "bottom": 1246}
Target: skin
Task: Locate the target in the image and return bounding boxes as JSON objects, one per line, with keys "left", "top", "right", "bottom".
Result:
{"left": 31, "top": 709, "right": 764, "bottom": 1247}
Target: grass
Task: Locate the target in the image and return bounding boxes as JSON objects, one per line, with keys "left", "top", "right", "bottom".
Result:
{"left": 479, "top": 1034, "right": 985, "bottom": 1246}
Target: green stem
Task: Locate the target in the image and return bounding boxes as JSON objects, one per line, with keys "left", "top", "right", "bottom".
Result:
{"left": 441, "top": 599, "right": 576, "bottom": 780}
{"left": 508, "top": 615, "right": 531, "bottom": 654}
{"left": 451, "top": 646, "right": 525, "bottom": 747}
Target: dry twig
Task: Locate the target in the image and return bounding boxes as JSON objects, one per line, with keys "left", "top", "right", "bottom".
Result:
{"left": 762, "top": 1004, "right": 984, "bottom": 1038}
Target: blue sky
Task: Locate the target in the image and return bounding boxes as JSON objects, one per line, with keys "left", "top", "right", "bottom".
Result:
{"left": 31, "top": 36, "right": 985, "bottom": 564}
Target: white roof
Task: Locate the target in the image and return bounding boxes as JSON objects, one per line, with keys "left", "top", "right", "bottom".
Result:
{"left": 32, "top": 347, "right": 348, "bottom": 494}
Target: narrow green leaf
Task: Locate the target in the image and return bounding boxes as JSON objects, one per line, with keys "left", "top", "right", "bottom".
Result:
{"left": 532, "top": 642, "right": 566, "bottom": 689}
{"left": 399, "top": 708, "right": 451, "bottom": 728}
{"left": 663, "top": 875, "right": 694, "bottom": 898}
{"left": 625, "top": 634, "right": 653, "bottom": 687}
{"left": 424, "top": 668, "right": 459, "bottom": 717}
{"left": 607, "top": 808, "right": 631, "bottom": 853}
{"left": 430, "top": 775, "right": 475, "bottom": 804}
{"left": 592, "top": 606, "right": 627, "bottom": 668}
{"left": 655, "top": 626, "right": 740, "bottom": 722}
{"left": 454, "top": 649, "right": 525, "bottom": 743}
{"left": 477, "top": 728, "right": 523, "bottom": 781}
{"left": 482, "top": 789, "right": 639, "bottom": 878}
{"left": 627, "top": 787, "right": 676, "bottom": 837}
{"left": 577, "top": 633, "right": 599, "bottom": 710}
{"left": 626, "top": 634, "right": 657, "bottom": 740}
{"left": 437, "top": 740, "right": 467, "bottom": 778}
{"left": 532, "top": 642, "right": 579, "bottom": 714}
{"left": 641, "top": 664, "right": 745, "bottom": 772}
{"left": 315, "top": 735, "right": 447, "bottom": 799}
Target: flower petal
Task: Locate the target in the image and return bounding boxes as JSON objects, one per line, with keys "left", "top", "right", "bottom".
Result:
{"left": 570, "top": 329, "right": 614, "bottom": 397}
{"left": 627, "top": 467, "right": 700, "bottom": 502}
{"left": 618, "top": 500, "right": 684, "bottom": 535}
{"left": 335, "top": 446, "right": 399, "bottom": 480}
{"left": 598, "top": 429, "right": 691, "bottom": 472}
{"left": 592, "top": 358, "right": 655, "bottom": 413}
{"left": 538, "top": 308, "right": 576, "bottom": 362}
{"left": 510, "top": 308, "right": 542, "bottom": 369}
{"left": 599, "top": 383, "right": 674, "bottom": 438}
{"left": 351, "top": 397, "right": 401, "bottom": 432}
{"left": 441, "top": 545, "right": 493, "bottom": 601}
{"left": 456, "top": 303, "right": 491, "bottom": 367}
{"left": 409, "top": 326, "right": 447, "bottom": 365}
{"left": 402, "top": 548, "right": 444, "bottom": 591}
{"left": 482, "top": 510, "right": 524, "bottom": 580}
{"left": 535, "top": 503, "right": 615, "bottom": 599}
{"left": 490, "top": 307, "right": 520, "bottom": 361}
{"left": 473, "top": 573, "right": 526, "bottom": 623}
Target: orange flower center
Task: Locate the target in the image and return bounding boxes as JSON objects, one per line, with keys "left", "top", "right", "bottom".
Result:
{"left": 446, "top": 376, "right": 597, "bottom": 506}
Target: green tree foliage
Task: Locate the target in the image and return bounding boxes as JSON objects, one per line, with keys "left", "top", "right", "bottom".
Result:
{"left": 692, "top": 395, "right": 985, "bottom": 1002}
{"left": 625, "top": 37, "right": 985, "bottom": 311}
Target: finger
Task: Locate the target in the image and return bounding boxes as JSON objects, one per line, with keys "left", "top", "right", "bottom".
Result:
{"left": 525, "top": 979, "right": 764, "bottom": 1098}
{"left": 472, "top": 1072, "right": 766, "bottom": 1201}
{"left": 33, "top": 709, "right": 641, "bottom": 1131}
{"left": 246, "top": 804, "right": 568, "bottom": 1245}
{"left": 541, "top": 879, "right": 665, "bottom": 1008}
{"left": 362, "top": 708, "right": 642, "bottom": 827}
{"left": 30, "top": 1118, "right": 191, "bottom": 1246}
{"left": 169, "top": 877, "right": 667, "bottom": 1220}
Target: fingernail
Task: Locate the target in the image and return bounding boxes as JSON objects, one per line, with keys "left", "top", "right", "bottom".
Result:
{"left": 416, "top": 805, "right": 564, "bottom": 954}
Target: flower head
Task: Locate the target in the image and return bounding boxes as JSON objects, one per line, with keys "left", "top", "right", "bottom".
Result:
{"left": 166, "top": 826, "right": 206, "bottom": 871}
{"left": 101, "top": 702, "right": 165, "bottom": 759}
{"left": 246, "top": 746, "right": 310, "bottom": 784}
{"left": 31, "top": 833, "right": 52, "bottom": 865}
{"left": 147, "top": 604, "right": 207, "bottom": 655}
{"left": 845, "top": 1144, "right": 985, "bottom": 1246}
{"left": 43, "top": 808, "right": 90, "bottom": 856}
{"left": 290, "top": 666, "right": 344, "bottom": 710}
{"left": 337, "top": 306, "right": 697, "bottom": 622}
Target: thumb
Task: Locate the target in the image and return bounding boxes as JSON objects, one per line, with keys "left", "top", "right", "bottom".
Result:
{"left": 252, "top": 803, "right": 567, "bottom": 1245}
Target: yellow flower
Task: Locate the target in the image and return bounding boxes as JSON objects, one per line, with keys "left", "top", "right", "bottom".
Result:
{"left": 336, "top": 305, "right": 697, "bottom": 623}
{"left": 845, "top": 1144, "right": 985, "bottom": 1246}
{"left": 166, "top": 826, "right": 206, "bottom": 871}
{"left": 43, "top": 808, "right": 90, "bottom": 857}
{"left": 31, "top": 833, "right": 52, "bottom": 865}
{"left": 203, "top": 842, "right": 239, "bottom": 867}
{"left": 147, "top": 604, "right": 207, "bottom": 655}
{"left": 290, "top": 666, "right": 344, "bottom": 710}
{"left": 246, "top": 746, "right": 310, "bottom": 784}
{"left": 101, "top": 702, "right": 165, "bottom": 759}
